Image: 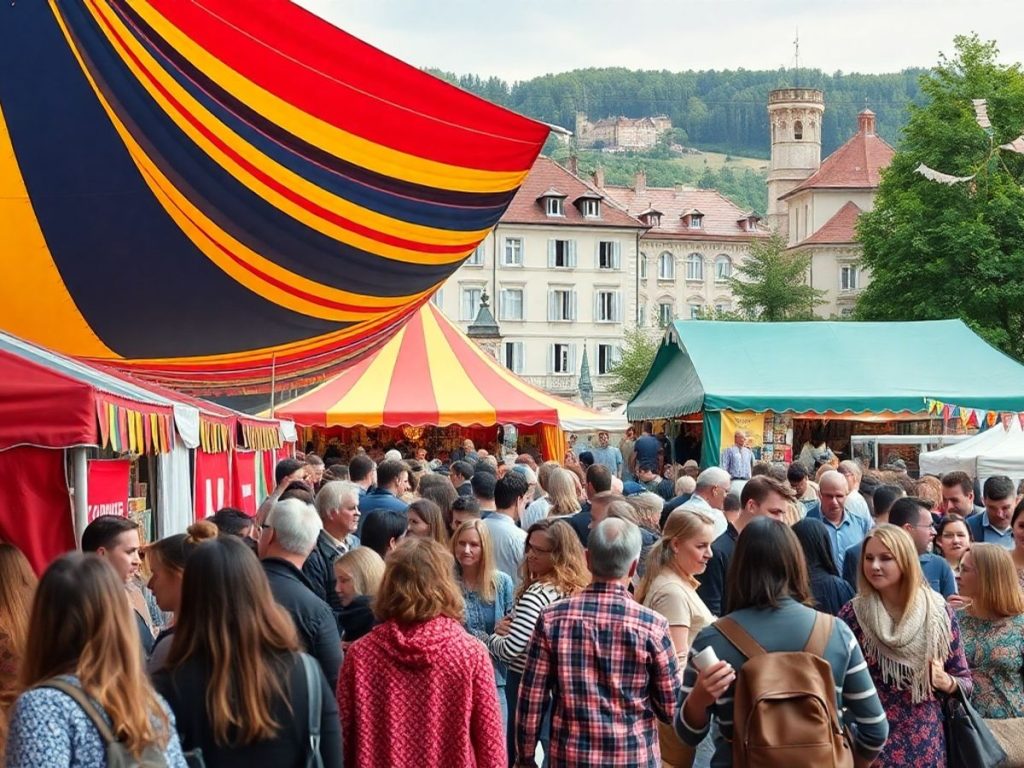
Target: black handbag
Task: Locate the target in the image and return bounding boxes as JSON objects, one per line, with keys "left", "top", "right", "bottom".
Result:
{"left": 943, "top": 682, "right": 1007, "bottom": 768}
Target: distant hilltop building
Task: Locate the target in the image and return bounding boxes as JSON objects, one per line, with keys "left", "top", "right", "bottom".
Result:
{"left": 575, "top": 112, "right": 672, "bottom": 150}
{"left": 767, "top": 88, "right": 895, "bottom": 317}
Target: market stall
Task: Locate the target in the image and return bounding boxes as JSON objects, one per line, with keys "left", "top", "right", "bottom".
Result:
{"left": 920, "top": 419, "right": 1024, "bottom": 486}
{"left": 273, "top": 303, "right": 627, "bottom": 459}
{"left": 628, "top": 320, "right": 1024, "bottom": 469}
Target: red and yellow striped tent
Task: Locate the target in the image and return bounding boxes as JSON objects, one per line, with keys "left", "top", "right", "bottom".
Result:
{"left": 0, "top": 0, "right": 548, "bottom": 394}
{"left": 273, "top": 304, "right": 626, "bottom": 455}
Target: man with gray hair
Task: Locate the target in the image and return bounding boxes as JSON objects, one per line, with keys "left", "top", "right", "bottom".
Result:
{"left": 677, "top": 466, "right": 730, "bottom": 538}
{"left": 260, "top": 498, "right": 343, "bottom": 688}
{"left": 806, "top": 470, "right": 873, "bottom": 572}
{"left": 303, "top": 481, "right": 362, "bottom": 626}
{"left": 516, "top": 518, "right": 679, "bottom": 767}
{"left": 837, "top": 459, "right": 871, "bottom": 520}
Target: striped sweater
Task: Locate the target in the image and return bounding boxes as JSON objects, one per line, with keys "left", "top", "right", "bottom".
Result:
{"left": 676, "top": 598, "right": 888, "bottom": 767}
{"left": 486, "top": 582, "right": 565, "bottom": 674}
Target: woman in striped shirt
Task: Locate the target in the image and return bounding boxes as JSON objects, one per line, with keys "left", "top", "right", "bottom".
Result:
{"left": 485, "top": 519, "right": 589, "bottom": 767}
{"left": 677, "top": 517, "right": 889, "bottom": 767}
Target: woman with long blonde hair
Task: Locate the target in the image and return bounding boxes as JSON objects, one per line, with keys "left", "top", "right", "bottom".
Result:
{"left": 5, "top": 553, "right": 186, "bottom": 766}
{"left": 334, "top": 546, "right": 385, "bottom": 647}
{"left": 0, "top": 544, "right": 37, "bottom": 757}
{"left": 521, "top": 465, "right": 579, "bottom": 529}
{"left": 452, "top": 520, "right": 514, "bottom": 727}
{"left": 153, "top": 536, "right": 341, "bottom": 767}
{"left": 486, "top": 519, "right": 589, "bottom": 765}
{"left": 636, "top": 509, "right": 716, "bottom": 768}
{"left": 838, "top": 524, "right": 972, "bottom": 767}
{"left": 956, "top": 544, "right": 1024, "bottom": 720}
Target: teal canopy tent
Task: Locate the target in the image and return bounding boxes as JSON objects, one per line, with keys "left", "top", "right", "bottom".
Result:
{"left": 628, "top": 319, "right": 1024, "bottom": 466}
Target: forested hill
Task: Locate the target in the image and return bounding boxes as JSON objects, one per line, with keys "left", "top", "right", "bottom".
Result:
{"left": 429, "top": 67, "right": 928, "bottom": 158}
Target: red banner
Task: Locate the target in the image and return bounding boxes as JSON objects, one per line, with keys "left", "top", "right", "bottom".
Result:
{"left": 194, "top": 449, "right": 231, "bottom": 521}
{"left": 86, "top": 459, "right": 130, "bottom": 521}
{"left": 232, "top": 450, "right": 258, "bottom": 515}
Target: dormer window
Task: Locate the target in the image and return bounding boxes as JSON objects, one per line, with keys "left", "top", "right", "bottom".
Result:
{"left": 737, "top": 213, "right": 761, "bottom": 232}
{"left": 641, "top": 209, "right": 662, "bottom": 228}
{"left": 688, "top": 214, "right": 704, "bottom": 230}
{"left": 545, "top": 197, "right": 564, "bottom": 216}
{"left": 582, "top": 199, "right": 601, "bottom": 218}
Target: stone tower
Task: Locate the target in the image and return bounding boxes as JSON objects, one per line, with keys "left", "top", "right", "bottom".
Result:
{"left": 766, "top": 88, "right": 824, "bottom": 234}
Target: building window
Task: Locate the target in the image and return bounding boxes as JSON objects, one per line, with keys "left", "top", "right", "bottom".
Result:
{"left": 597, "top": 241, "right": 620, "bottom": 270}
{"left": 658, "top": 251, "right": 675, "bottom": 280}
{"left": 466, "top": 244, "right": 484, "bottom": 266}
{"left": 715, "top": 301, "right": 731, "bottom": 314}
{"left": 597, "top": 344, "right": 621, "bottom": 375}
{"left": 547, "top": 289, "right": 577, "bottom": 322}
{"left": 840, "top": 265, "right": 859, "bottom": 291}
{"left": 714, "top": 255, "right": 732, "bottom": 281}
{"left": 595, "top": 290, "right": 621, "bottom": 322}
{"left": 551, "top": 343, "right": 574, "bottom": 374}
{"left": 658, "top": 301, "right": 674, "bottom": 327}
{"left": 499, "top": 287, "right": 524, "bottom": 321}
{"left": 644, "top": 212, "right": 662, "bottom": 228}
{"left": 794, "top": 120, "right": 803, "bottom": 140}
{"left": 686, "top": 253, "right": 704, "bottom": 281}
{"left": 503, "top": 341, "right": 524, "bottom": 373}
{"left": 460, "top": 286, "right": 482, "bottom": 321}
{"left": 689, "top": 302, "right": 703, "bottom": 320}
{"left": 639, "top": 252, "right": 648, "bottom": 280}
{"left": 582, "top": 199, "right": 601, "bottom": 218}
{"left": 840, "top": 307, "right": 854, "bottom": 318}
{"left": 545, "top": 197, "right": 564, "bottom": 217}
{"left": 431, "top": 288, "right": 444, "bottom": 307}
{"left": 638, "top": 303, "right": 647, "bottom": 327}
{"left": 688, "top": 214, "right": 704, "bottom": 230}
{"left": 547, "top": 239, "right": 577, "bottom": 268}
{"left": 503, "top": 237, "right": 523, "bottom": 266}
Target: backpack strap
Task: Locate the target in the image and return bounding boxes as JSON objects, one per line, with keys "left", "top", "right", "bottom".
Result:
{"left": 803, "top": 612, "right": 834, "bottom": 658}
{"left": 38, "top": 679, "right": 117, "bottom": 746}
{"left": 714, "top": 617, "right": 766, "bottom": 659}
{"left": 299, "top": 653, "right": 324, "bottom": 768}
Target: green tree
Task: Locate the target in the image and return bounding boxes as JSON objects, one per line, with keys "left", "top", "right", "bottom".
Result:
{"left": 855, "top": 35, "right": 1024, "bottom": 360}
{"left": 729, "top": 233, "right": 826, "bottom": 319}
{"left": 608, "top": 327, "right": 660, "bottom": 400}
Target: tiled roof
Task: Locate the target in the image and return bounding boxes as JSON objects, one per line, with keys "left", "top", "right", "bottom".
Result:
{"left": 499, "top": 156, "right": 643, "bottom": 228}
{"left": 782, "top": 120, "right": 894, "bottom": 199}
{"left": 797, "top": 201, "right": 863, "bottom": 246}
{"left": 599, "top": 182, "right": 768, "bottom": 241}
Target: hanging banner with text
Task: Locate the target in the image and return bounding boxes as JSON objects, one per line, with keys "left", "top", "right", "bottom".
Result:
{"left": 231, "top": 450, "right": 258, "bottom": 516}
{"left": 86, "top": 459, "right": 130, "bottom": 521}
{"left": 194, "top": 449, "right": 231, "bottom": 521}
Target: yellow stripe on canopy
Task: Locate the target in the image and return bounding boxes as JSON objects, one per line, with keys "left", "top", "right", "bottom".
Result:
{"left": 421, "top": 307, "right": 496, "bottom": 426}
{"left": 325, "top": 326, "right": 407, "bottom": 427}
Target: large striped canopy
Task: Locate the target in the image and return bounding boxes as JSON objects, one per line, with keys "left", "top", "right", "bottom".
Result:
{"left": 274, "top": 304, "right": 628, "bottom": 432}
{"left": 0, "top": 0, "right": 548, "bottom": 394}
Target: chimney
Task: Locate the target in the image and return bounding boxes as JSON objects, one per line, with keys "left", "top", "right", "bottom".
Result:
{"left": 567, "top": 154, "right": 578, "bottom": 176}
{"left": 634, "top": 168, "right": 647, "bottom": 194}
{"left": 592, "top": 166, "right": 605, "bottom": 189}
{"left": 858, "top": 109, "right": 876, "bottom": 136}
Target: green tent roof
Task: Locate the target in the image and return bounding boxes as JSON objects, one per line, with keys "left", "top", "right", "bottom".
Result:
{"left": 628, "top": 319, "right": 1024, "bottom": 419}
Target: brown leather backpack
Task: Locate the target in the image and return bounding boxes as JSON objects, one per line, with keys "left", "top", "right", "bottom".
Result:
{"left": 715, "top": 612, "right": 854, "bottom": 768}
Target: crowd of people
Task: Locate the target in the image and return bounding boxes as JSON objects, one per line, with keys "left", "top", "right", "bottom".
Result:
{"left": 1, "top": 425, "right": 1024, "bottom": 767}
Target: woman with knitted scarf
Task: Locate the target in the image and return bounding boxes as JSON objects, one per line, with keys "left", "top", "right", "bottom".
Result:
{"left": 838, "top": 524, "right": 972, "bottom": 767}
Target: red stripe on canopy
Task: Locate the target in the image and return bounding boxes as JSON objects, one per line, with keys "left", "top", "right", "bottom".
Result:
{"left": 382, "top": 309, "right": 440, "bottom": 425}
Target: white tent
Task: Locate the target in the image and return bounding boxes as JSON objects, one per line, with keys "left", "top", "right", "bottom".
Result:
{"left": 919, "top": 420, "right": 1024, "bottom": 485}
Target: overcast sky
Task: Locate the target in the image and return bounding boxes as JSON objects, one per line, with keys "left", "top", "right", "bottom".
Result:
{"left": 298, "top": 0, "right": 1023, "bottom": 81}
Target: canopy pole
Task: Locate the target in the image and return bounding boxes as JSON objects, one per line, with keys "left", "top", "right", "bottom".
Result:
{"left": 71, "top": 447, "right": 89, "bottom": 549}
{"left": 269, "top": 353, "right": 277, "bottom": 416}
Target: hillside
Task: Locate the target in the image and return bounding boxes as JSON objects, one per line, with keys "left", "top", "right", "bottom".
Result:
{"left": 429, "top": 66, "right": 926, "bottom": 160}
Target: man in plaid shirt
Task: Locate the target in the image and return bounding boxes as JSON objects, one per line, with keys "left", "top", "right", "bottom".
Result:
{"left": 515, "top": 518, "right": 680, "bottom": 767}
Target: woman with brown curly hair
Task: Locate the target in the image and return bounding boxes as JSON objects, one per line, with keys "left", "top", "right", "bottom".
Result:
{"left": 339, "top": 537, "right": 504, "bottom": 768}
{"left": 153, "top": 536, "right": 341, "bottom": 767}
{"left": 5, "top": 553, "right": 186, "bottom": 767}
{"left": 0, "top": 544, "right": 36, "bottom": 757}
{"left": 485, "top": 518, "right": 589, "bottom": 766}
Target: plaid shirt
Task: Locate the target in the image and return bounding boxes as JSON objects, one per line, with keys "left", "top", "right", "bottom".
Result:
{"left": 515, "top": 582, "right": 680, "bottom": 767}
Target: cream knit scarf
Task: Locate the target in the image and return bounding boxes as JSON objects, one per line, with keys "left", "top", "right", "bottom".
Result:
{"left": 851, "top": 586, "right": 952, "bottom": 704}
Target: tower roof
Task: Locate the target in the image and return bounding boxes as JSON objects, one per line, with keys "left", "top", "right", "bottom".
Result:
{"left": 780, "top": 114, "right": 894, "bottom": 199}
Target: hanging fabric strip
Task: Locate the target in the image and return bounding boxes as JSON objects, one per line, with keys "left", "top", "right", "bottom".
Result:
{"left": 915, "top": 163, "right": 975, "bottom": 184}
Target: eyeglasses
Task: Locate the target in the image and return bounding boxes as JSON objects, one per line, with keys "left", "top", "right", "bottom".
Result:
{"left": 910, "top": 523, "right": 936, "bottom": 531}
{"left": 525, "top": 543, "right": 554, "bottom": 555}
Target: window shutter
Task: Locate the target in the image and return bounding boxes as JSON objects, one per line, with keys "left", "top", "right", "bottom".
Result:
{"left": 569, "top": 344, "right": 577, "bottom": 373}
{"left": 516, "top": 342, "right": 524, "bottom": 373}
{"left": 547, "top": 290, "right": 557, "bottom": 322}
{"left": 547, "top": 240, "right": 555, "bottom": 268}
{"left": 568, "top": 240, "right": 577, "bottom": 268}
{"left": 594, "top": 241, "right": 602, "bottom": 269}
{"left": 613, "top": 291, "right": 622, "bottom": 322}
{"left": 570, "top": 291, "right": 578, "bottom": 321}
{"left": 547, "top": 344, "right": 554, "bottom": 374}
{"left": 613, "top": 242, "right": 621, "bottom": 270}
